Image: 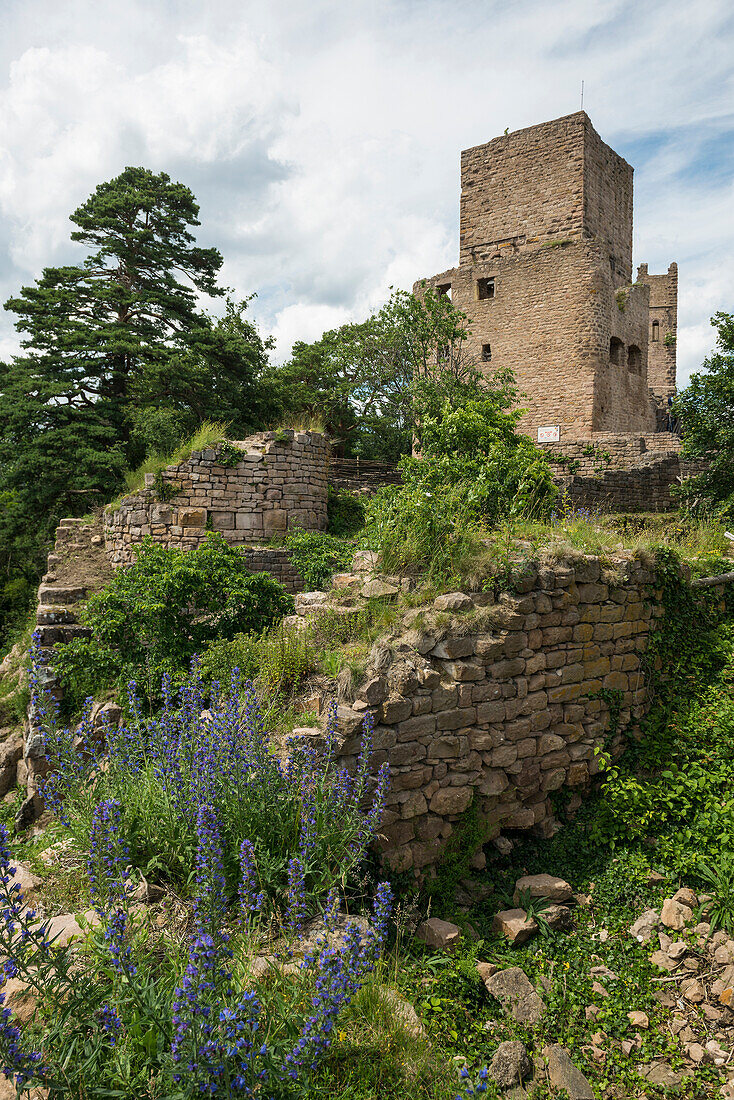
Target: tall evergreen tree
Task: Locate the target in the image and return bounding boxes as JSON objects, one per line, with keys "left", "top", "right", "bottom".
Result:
{"left": 0, "top": 167, "right": 272, "bottom": 647}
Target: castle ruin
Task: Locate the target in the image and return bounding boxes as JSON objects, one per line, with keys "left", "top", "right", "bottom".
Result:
{"left": 417, "top": 111, "right": 678, "bottom": 440}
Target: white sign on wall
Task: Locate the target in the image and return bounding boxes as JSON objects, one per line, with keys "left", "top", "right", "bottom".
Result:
{"left": 537, "top": 425, "right": 560, "bottom": 443}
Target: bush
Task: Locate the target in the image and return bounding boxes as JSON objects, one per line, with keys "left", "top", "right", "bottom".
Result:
{"left": 37, "top": 647, "right": 388, "bottom": 902}
{"left": 53, "top": 534, "right": 293, "bottom": 710}
{"left": 364, "top": 395, "right": 557, "bottom": 580}
{"left": 0, "top": 682, "right": 393, "bottom": 1095}
{"left": 279, "top": 529, "right": 354, "bottom": 590}
{"left": 327, "top": 486, "right": 366, "bottom": 537}
{"left": 200, "top": 621, "right": 317, "bottom": 700}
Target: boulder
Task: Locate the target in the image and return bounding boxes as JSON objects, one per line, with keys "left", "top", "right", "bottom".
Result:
{"left": 660, "top": 897, "right": 693, "bottom": 930}
{"left": 360, "top": 577, "right": 400, "bottom": 599}
{"left": 351, "top": 550, "right": 378, "bottom": 572}
{"left": 543, "top": 1045, "right": 594, "bottom": 1100}
{"left": 491, "top": 909, "right": 538, "bottom": 945}
{"left": 513, "top": 873, "right": 573, "bottom": 906}
{"left": 672, "top": 886, "right": 697, "bottom": 909}
{"left": 378, "top": 986, "right": 425, "bottom": 1039}
{"left": 416, "top": 917, "right": 461, "bottom": 952}
{"left": 489, "top": 1041, "right": 532, "bottom": 1089}
{"left": 485, "top": 967, "right": 545, "bottom": 1025}
{"left": 629, "top": 908, "right": 660, "bottom": 944}
{"left": 9, "top": 861, "right": 42, "bottom": 900}
{"left": 433, "top": 592, "right": 473, "bottom": 612}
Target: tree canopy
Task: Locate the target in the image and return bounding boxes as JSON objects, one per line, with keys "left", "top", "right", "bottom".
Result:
{"left": 675, "top": 312, "right": 734, "bottom": 517}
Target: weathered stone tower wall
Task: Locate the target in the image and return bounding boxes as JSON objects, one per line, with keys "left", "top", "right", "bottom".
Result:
{"left": 637, "top": 262, "right": 678, "bottom": 407}
{"left": 104, "top": 430, "right": 329, "bottom": 566}
{"left": 418, "top": 112, "right": 677, "bottom": 441}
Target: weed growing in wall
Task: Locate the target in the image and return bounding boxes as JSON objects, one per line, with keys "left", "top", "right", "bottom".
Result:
{"left": 277, "top": 530, "right": 354, "bottom": 590}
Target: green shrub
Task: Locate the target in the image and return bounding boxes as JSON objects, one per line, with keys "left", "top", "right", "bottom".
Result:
{"left": 365, "top": 395, "right": 557, "bottom": 580}
{"left": 328, "top": 485, "right": 366, "bottom": 537}
{"left": 53, "top": 533, "right": 293, "bottom": 710}
{"left": 200, "top": 621, "right": 317, "bottom": 699}
{"left": 280, "top": 529, "right": 354, "bottom": 590}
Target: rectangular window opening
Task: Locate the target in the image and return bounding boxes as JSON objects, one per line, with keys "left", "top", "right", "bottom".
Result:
{"left": 436, "top": 283, "right": 452, "bottom": 300}
{"left": 482, "top": 343, "right": 492, "bottom": 362}
{"left": 477, "top": 277, "right": 495, "bottom": 300}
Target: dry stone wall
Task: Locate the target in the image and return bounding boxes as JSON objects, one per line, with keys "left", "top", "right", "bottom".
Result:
{"left": 332, "top": 554, "right": 661, "bottom": 873}
{"left": 104, "top": 430, "right": 329, "bottom": 566}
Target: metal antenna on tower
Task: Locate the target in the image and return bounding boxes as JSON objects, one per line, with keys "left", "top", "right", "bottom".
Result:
{"left": 581, "top": 80, "right": 584, "bottom": 109}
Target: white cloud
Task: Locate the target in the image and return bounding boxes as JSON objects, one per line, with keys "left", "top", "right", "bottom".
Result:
{"left": 0, "top": 0, "right": 731, "bottom": 387}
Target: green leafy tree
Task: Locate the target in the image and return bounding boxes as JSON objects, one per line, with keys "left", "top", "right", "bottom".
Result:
{"left": 0, "top": 168, "right": 274, "bottom": 647}
{"left": 675, "top": 312, "right": 734, "bottom": 516}
{"left": 365, "top": 385, "right": 557, "bottom": 577}
{"left": 268, "top": 286, "right": 480, "bottom": 460}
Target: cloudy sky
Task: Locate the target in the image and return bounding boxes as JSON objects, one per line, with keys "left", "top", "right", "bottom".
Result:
{"left": 0, "top": 0, "right": 732, "bottom": 386}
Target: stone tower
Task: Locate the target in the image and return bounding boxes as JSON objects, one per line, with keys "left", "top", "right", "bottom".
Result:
{"left": 416, "top": 112, "right": 677, "bottom": 440}
{"left": 636, "top": 262, "right": 678, "bottom": 407}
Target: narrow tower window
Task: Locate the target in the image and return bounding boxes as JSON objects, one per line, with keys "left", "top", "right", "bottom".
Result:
{"left": 610, "top": 337, "right": 624, "bottom": 366}
{"left": 651, "top": 320, "right": 659, "bottom": 342}
{"left": 476, "top": 277, "right": 495, "bottom": 300}
{"left": 482, "top": 344, "right": 492, "bottom": 362}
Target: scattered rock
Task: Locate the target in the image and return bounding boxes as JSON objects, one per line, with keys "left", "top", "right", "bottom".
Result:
{"left": 378, "top": 986, "right": 425, "bottom": 1039}
{"left": 650, "top": 949, "right": 679, "bottom": 972}
{"left": 492, "top": 909, "right": 538, "bottom": 945}
{"left": 415, "top": 917, "right": 461, "bottom": 952}
{"left": 360, "top": 577, "right": 400, "bottom": 599}
{"left": 685, "top": 1041, "right": 709, "bottom": 1064}
{"left": 489, "top": 1040, "right": 532, "bottom": 1088}
{"left": 485, "top": 967, "right": 545, "bottom": 1026}
{"left": 543, "top": 1044, "right": 594, "bottom": 1099}
{"left": 641, "top": 1062, "right": 687, "bottom": 1087}
{"left": 2, "top": 977, "right": 37, "bottom": 1023}
{"left": 493, "top": 836, "right": 514, "bottom": 857}
{"left": 672, "top": 886, "right": 698, "bottom": 909}
{"left": 629, "top": 908, "right": 660, "bottom": 944}
{"left": 433, "top": 592, "right": 473, "bottom": 612}
{"left": 543, "top": 904, "right": 575, "bottom": 932}
{"left": 679, "top": 977, "right": 705, "bottom": 1003}
{"left": 668, "top": 940, "right": 687, "bottom": 960}
{"left": 627, "top": 1010, "right": 649, "bottom": 1028}
{"left": 351, "top": 550, "right": 378, "bottom": 572}
{"left": 585, "top": 1005, "right": 600, "bottom": 1020}
{"left": 513, "top": 873, "right": 574, "bottom": 906}
{"left": 476, "top": 961, "right": 499, "bottom": 984}
{"left": 591, "top": 981, "right": 609, "bottom": 998}
{"left": 661, "top": 897, "right": 693, "bottom": 930}
{"left": 9, "top": 861, "right": 42, "bottom": 899}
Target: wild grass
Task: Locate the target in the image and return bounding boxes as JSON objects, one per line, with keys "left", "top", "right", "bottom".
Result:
{"left": 106, "top": 421, "right": 229, "bottom": 511}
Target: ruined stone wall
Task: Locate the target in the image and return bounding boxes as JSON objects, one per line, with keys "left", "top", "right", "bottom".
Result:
{"left": 104, "top": 430, "right": 329, "bottom": 566}
{"left": 335, "top": 555, "right": 660, "bottom": 873}
{"left": 637, "top": 262, "right": 678, "bottom": 406}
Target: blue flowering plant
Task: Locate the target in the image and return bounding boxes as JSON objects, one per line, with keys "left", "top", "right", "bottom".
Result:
{"left": 33, "top": 636, "right": 389, "bottom": 917}
{"left": 0, "top": 795, "right": 393, "bottom": 1097}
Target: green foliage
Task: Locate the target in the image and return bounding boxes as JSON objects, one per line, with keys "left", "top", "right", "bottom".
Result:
{"left": 587, "top": 548, "right": 734, "bottom": 873}
{"left": 675, "top": 312, "right": 734, "bottom": 516}
{"left": 697, "top": 857, "right": 734, "bottom": 935}
{"left": 327, "top": 486, "right": 366, "bottom": 538}
{"left": 279, "top": 529, "right": 354, "bottom": 590}
{"left": 53, "top": 534, "right": 293, "bottom": 710}
{"left": 266, "top": 287, "right": 480, "bottom": 462}
{"left": 0, "top": 167, "right": 278, "bottom": 647}
{"left": 365, "top": 388, "right": 557, "bottom": 579}
{"left": 199, "top": 621, "right": 317, "bottom": 700}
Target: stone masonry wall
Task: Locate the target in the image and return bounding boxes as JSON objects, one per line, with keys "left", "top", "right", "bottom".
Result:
{"left": 104, "top": 430, "right": 329, "bottom": 566}
{"left": 333, "top": 554, "right": 660, "bottom": 873}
